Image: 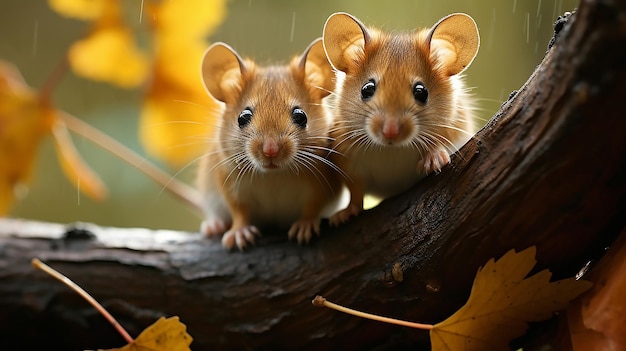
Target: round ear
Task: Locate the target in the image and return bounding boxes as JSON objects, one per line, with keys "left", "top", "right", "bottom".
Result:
{"left": 426, "top": 13, "right": 480, "bottom": 76}
{"left": 298, "top": 38, "right": 335, "bottom": 99}
{"left": 200, "top": 42, "right": 247, "bottom": 103}
{"left": 322, "top": 12, "right": 370, "bottom": 73}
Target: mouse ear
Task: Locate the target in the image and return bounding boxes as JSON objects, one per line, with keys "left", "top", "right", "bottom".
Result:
{"left": 426, "top": 13, "right": 480, "bottom": 76}
{"left": 200, "top": 42, "right": 248, "bottom": 104}
{"left": 298, "top": 38, "right": 335, "bottom": 99}
{"left": 322, "top": 12, "right": 371, "bottom": 74}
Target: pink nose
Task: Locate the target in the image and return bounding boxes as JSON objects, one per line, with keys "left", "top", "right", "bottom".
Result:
{"left": 382, "top": 119, "right": 400, "bottom": 140}
{"left": 263, "top": 139, "right": 279, "bottom": 157}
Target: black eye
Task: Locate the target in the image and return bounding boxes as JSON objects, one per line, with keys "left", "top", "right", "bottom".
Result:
{"left": 361, "top": 79, "right": 376, "bottom": 101}
{"left": 413, "top": 82, "right": 428, "bottom": 104}
{"left": 238, "top": 107, "right": 253, "bottom": 128}
{"left": 291, "top": 107, "right": 307, "bottom": 128}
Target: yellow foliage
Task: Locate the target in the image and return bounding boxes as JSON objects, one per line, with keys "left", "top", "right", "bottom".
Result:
{"left": 1, "top": 0, "right": 228, "bottom": 213}
{"left": 155, "top": 0, "right": 227, "bottom": 38}
{"left": 48, "top": 0, "right": 227, "bottom": 167}
{"left": 0, "top": 61, "right": 106, "bottom": 215}
{"left": 139, "top": 92, "right": 221, "bottom": 167}
{"left": 152, "top": 35, "right": 208, "bottom": 93}
{"left": 51, "top": 117, "right": 107, "bottom": 201}
{"left": 100, "top": 317, "right": 192, "bottom": 351}
{"left": 69, "top": 27, "right": 149, "bottom": 88}
{"left": 47, "top": 0, "right": 109, "bottom": 20}
{"left": 139, "top": 0, "right": 227, "bottom": 167}
{"left": 49, "top": 0, "right": 148, "bottom": 88}
{"left": 430, "top": 247, "right": 593, "bottom": 351}
{"left": 0, "top": 62, "right": 51, "bottom": 214}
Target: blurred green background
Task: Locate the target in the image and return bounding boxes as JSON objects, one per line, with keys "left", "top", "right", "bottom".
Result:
{"left": 0, "top": 0, "right": 577, "bottom": 232}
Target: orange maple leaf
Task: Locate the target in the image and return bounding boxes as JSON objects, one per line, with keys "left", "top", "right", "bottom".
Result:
{"left": 430, "top": 246, "right": 593, "bottom": 351}
{"left": 98, "top": 317, "right": 193, "bottom": 351}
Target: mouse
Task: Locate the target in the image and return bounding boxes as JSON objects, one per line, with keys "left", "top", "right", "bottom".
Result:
{"left": 197, "top": 38, "right": 341, "bottom": 250}
{"left": 322, "top": 12, "right": 480, "bottom": 225}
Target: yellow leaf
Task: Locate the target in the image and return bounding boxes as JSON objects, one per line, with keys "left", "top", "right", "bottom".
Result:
{"left": 155, "top": 0, "right": 227, "bottom": 38}
{"left": 69, "top": 27, "right": 148, "bottom": 88}
{"left": 154, "top": 36, "right": 208, "bottom": 94}
{"left": 139, "top": 0, "right": 227, "bottom": 167}
{"left": 48, "top": 0, "right": 109, "bottom": 21}
{"left": 0, "top": 61, "right": 108, "bottom": 214}
{"left": 99, "top": 316, "right": 193, "bottom": 351}
{"left": 151, "top": 0, "right": 226, "bottom": 91}
{"left": 51, "top": 117, "right": 107, "bottom": 201}
{"left": 430, "top": 247, "right": 593, "bottom": 351}
{"left": 0, "top": 61, "right": 53, "bottom": 215}
{"left": 139, "top": 91, "right": 221, "bottom": 167}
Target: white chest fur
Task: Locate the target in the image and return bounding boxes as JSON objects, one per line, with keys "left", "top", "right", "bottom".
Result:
{"left": 350, "top": 146, "right": 425, "bottom": 198}
{"left": 234, "top": 172, "right": 313, "bottom": 225}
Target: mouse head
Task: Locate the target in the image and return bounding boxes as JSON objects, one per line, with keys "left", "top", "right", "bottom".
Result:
{"left": 201, "top": 39, "right": 335, "bottom": 172}
{"left": 323, "top": 12, "right": 479, "bottom": 147}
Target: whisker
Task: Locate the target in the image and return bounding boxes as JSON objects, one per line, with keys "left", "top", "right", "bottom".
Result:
{"left": 170, "top": 99, "right": 224, "bottom": 112}
{"left": 420, "top": 122, "right": 477, "bottom": 138}
{"left": 300, "top": 148, "right": 349, "bottom": 181}
{"left": 294, "top": 152, "right": 333, "bottom": 192}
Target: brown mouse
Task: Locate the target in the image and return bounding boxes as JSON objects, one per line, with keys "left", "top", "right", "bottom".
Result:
{"left": 197, "top": 38, "right": 341, "bottom": 250}
{"left": 322, "top": 12, "right": 480, "bottom": 225}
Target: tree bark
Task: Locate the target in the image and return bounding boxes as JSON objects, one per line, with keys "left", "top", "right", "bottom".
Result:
{"left": 1, "top": 0, "right": 625, "bottom": 350}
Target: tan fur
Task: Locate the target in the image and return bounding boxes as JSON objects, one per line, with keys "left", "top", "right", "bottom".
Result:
{"left": 198, "top": 39, "right": 341, "bottom": 250}
{"left": 323, "top": 13, "right": 480, "bottom": 225}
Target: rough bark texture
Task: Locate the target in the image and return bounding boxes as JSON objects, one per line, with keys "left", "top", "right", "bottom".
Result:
{"left": 1, "top": 0, "right": 625, "bottom": 350}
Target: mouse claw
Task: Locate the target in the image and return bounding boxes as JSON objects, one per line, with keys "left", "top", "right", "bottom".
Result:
{"left": 222, "top": 225, "right": 261, "bottom": 251}
{"left": 329, "top": 204, "right": 361, "bottom": 226}
{"left": 419, "top": 148, "right": 450, "bottom": 175}
{"left": 200, "top": 218, "right": 229, "bottom": 237}
{"left": 288, "top": 219, "right": 321, "bottom": 244}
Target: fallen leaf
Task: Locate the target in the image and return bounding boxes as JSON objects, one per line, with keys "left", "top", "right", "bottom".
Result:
{"left": 430, "top": 246, "right": 592, "bottom": 351}
{"left": 33, "top": 259, "right": 192, "bottom": 351}
{"left": 97, "top": 316, "right": 193, "bottom": 351}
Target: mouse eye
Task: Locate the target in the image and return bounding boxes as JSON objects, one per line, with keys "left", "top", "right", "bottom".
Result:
{"left": 238, "top": 107, "right": 253, "bottom": 128}
{"left": 291, "top": 107, "right": 307, "bottom": 128}
{"left": 413, "top": 82, "right": 428, "bottom": 104}
{"left": 361, "top": 79, "right": 376, "bottom": 101}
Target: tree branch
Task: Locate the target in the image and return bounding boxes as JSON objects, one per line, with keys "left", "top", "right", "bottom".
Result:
{"left": 1, "top": 0, "right": 625, "bottom": 350}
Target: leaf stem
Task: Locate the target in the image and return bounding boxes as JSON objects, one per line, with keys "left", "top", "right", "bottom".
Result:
{"left": 38, "top": 56, "right": 69, "bottom": 104}
{"left": 32, "top": 258, "right": 134, "bottom": 344}
{"left": 59, "top": 111, "right": 204, "bottom": 214}
{"left": 312, "top": 295, "right": 433, "bottom": 330}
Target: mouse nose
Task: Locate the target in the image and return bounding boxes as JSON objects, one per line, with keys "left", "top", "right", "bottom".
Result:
{"left": 382, "top": 119, "right": 400, "bottom": 140}
{"left": 262, "top": 138, "right": 280, "bottom": 158}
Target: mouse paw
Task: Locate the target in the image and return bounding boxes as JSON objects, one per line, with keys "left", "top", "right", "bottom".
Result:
{"left": 288, "top": 219, "right": 321, "bottom": 244}
{"left": 419, "top": 148, "right": 450, "bottom": 175}
{"left": 329, "top": 204, "right": 362, "bottom": 226}
{"left": 222, "top": 226, "right": 260, "bottom": 251}
{"left": 200, "top": 218, "right": 229, "bottom": 237}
